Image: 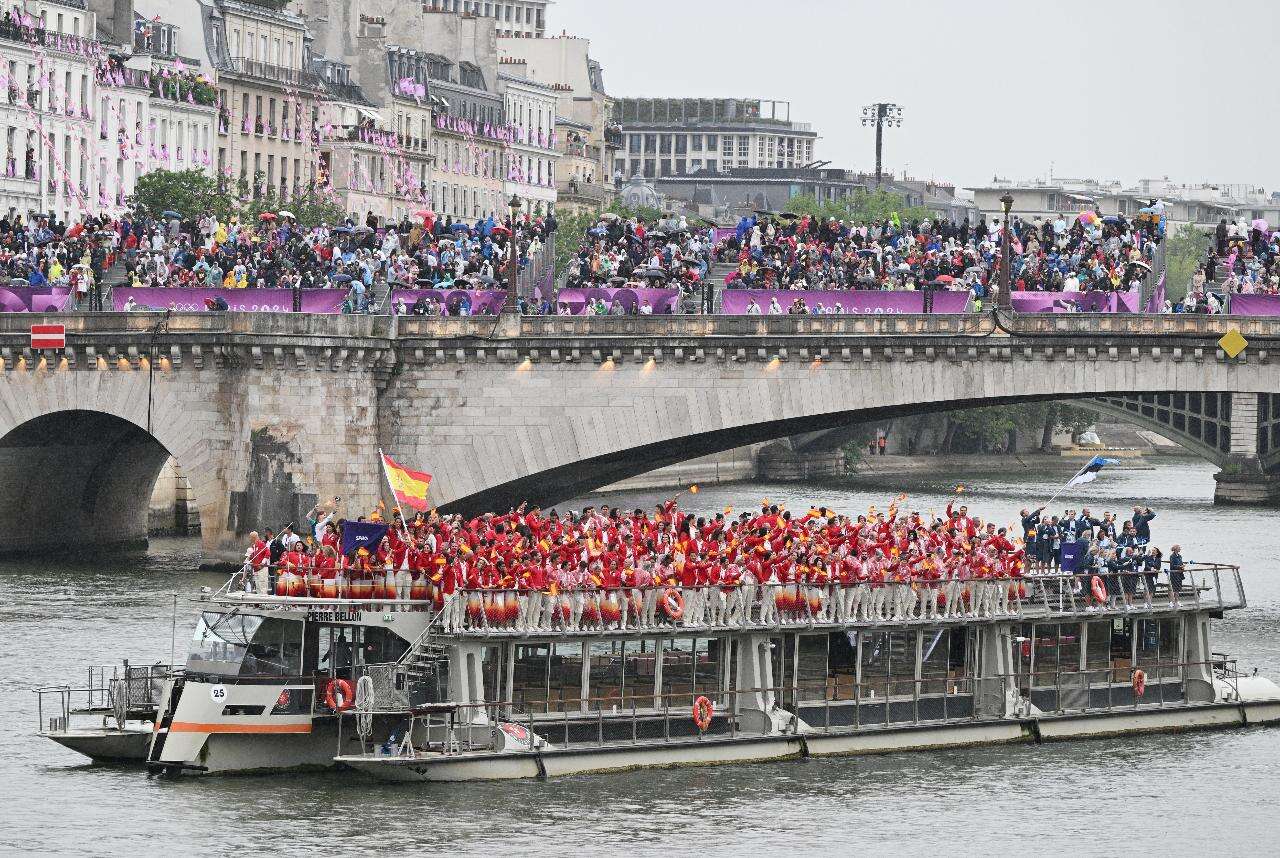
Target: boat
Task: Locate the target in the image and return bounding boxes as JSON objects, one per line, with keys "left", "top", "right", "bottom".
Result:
{"left": 37, "top": 559, "right": 1280, "bottom": 780}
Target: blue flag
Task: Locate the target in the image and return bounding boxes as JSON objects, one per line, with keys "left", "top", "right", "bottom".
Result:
{"left": 339, "top": 520, "right": 389, "bottom": 557}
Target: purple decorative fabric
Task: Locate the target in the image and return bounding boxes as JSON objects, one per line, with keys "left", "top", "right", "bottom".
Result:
{"left": 1228, "top": 294, "right": 1280, "bottom": 316}
{"left": 554, "top": 287, "right": 680, "bottom": 315}
{"left": 112, "top": 287, "right": 296, "bottom": 312}
{"left": 719, "top": 289, "right": 970, "bottom": 315}
{"left": 0, "top": 287, "right": 71, "bottom": 312}
{"left": 1010, "top": 288, "right": 1140, "bottom": 314}
{"left": 389, "top": 289, "right": 508, "bottom": 315}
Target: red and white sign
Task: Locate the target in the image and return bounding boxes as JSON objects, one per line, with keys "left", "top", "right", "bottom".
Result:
{"left": 30, "top": 324, "right": 65, "bottom": 350}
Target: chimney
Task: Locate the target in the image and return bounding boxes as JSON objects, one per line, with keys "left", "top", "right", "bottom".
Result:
{"left": 87, "top": 0, "right": 136, "bottom": 49}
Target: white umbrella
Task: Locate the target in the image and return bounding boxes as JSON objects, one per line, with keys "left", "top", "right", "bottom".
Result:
{"left": 278, "top": 210, "right": 295, "bottom": 219}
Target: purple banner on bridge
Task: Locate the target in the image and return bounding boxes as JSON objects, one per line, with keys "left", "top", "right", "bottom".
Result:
{"left": 390, "top": 289, "right": 508, "bottom": 315}
{"left": 720, "top": 289, "right": 970, "bottom": 315}
{"left": 711, "top": 228, "right": 736, "bottom": 246}
{"left": 1010, "top": 288, "right": 1140, "bottom": 314}
{"left": 1228, "top": 294, "right": 1280, "bottom": 316}
{"left": 114, "top": 287, "right": 298, "bottom": 312}
{"left": 554, "top": 287, "right": 680, "bottom": 315}
{"left": 0, "top": 286, "right": 72, "bottom": 312}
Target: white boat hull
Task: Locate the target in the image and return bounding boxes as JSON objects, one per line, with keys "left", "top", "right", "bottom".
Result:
{"left": 338, "top": 701, "right": 1280, "bottom": 782}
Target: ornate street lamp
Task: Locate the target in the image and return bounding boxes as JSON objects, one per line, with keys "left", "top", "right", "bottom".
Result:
{"left": 998, "top": 193, "right": 1014, "bottom": 311}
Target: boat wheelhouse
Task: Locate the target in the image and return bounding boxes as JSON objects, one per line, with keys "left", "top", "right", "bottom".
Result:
{"left": 37, "top": 563, "right": 1280, "bottom": 779}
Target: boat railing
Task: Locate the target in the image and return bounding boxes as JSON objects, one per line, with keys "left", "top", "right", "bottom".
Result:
{"left": 202, "top": 563, "right": 1244, "bottom": 632}
{"left": 34, "top": 662, "right": 173, "bottom": 733}
{"left": 337, "top": 656, "right": 1229, "bottom": 758}
{"left": 434, "top": 565, "right": 1243, "bottom": 636}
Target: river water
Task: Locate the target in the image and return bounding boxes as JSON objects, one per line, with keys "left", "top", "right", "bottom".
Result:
{"left": 3, "top": 459, "right": 1277, "bottom": 856}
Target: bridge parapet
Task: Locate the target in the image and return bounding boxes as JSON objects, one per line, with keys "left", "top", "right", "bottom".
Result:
{"left": 0, "top": 310, "right": 1277, "bottom": 346}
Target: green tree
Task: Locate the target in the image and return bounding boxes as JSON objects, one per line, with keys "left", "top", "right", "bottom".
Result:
{"left": 784, "top": 189, "right": 931, "bottom": 227}
{"left": 606, "top": 198, "right": 663, "bottom": 223}
{"left": 554, "top": 209, "right": 600, "bottom": 278}
{"left": 129, "top": 169, "right": 223, "bottom": 220}
{"left": 1163, "top": 223, "right": 1211, "bottom": 302}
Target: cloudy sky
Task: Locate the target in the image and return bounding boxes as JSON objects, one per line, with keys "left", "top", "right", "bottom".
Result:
{"left": 550, "top": 0, "right": 1279, "bottom": 193}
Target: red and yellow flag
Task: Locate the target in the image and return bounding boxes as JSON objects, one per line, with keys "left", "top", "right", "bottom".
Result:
{"left": 381, "top": 452, "right": 432, "bottom": 511}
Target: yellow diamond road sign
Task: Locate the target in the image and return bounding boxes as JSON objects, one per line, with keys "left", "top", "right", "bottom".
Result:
{"left": 1219, "top": 329, "right": 1248, "bottom": 358}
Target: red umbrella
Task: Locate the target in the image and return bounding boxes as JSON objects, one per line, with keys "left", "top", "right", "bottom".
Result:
{"left": 491, "top": 225, "right": 511, "bottom": 236}
{"left": 259, "top": 212, "right": 277, "bottom": 221}
{"left": 415, "top": 209, "right": 434, "bottom": 219}
{"left": 935, "top": 274, "right": 954, "bottom": 283}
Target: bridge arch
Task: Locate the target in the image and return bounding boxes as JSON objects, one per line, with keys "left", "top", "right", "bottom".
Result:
{"left": 403, "top": 352, "right": 1275, "bottom": 514}
{"left": 0, "top": 368, "right": 219, "bottom": 555}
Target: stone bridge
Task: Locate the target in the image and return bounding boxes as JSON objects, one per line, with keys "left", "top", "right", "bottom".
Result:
{"left": 1, "top": 311, "right": 1279, "bottom": 563}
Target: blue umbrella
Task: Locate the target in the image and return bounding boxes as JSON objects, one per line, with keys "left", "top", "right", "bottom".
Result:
{"left": 333, "top": 226, "right": 353, "bottom": 235}
{"left": 450, "top": 222, "right": 470, "bottom": 234}
{"left": 331, "top": 274, "right": 353, "bottom": 284}
{"left": 161, "top": 210, "right": 181, "bottom": 219}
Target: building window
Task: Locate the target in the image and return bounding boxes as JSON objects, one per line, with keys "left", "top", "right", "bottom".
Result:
{"left": 659, "top": 134, "right": 671, "bottom": 154}
{"left": 674, "top": 135, "right": 687, "bottom": 155}
{"left": 628, "top": 134, "right": 640, "bottom": 154}
{"left": 706, "top": 135, "right": 717, "bottom": 152}
{"left": 690, "top": 134, "right": 702, "bottom": 151}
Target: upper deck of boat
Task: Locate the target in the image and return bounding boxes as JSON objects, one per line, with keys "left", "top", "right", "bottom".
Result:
{"left": 204, "top": 565, "right": 1244, "bottom": 641}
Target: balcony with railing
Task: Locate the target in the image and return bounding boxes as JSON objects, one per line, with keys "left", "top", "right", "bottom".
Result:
{"left": 225, "top": 57, "right": 322, "bottom": 89}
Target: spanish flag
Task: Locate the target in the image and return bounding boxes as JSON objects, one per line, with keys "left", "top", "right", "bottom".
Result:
{"left": 380, "top": 451, "right": 432, "bottom": 511}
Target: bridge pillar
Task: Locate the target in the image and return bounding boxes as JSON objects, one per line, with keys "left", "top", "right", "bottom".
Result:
{"left": 1214, "top": 393, "right": 1280, "bottom": 505}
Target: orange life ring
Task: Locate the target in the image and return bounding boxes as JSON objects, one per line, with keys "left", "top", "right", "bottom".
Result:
{"left": 692, "top": 695, "right": 714, "bottom": 731}
{"left": 324, "top": 678, "right": 354, "bottom": 712}
{"left": 662, "top": 588, "right": 685, "bottom": 620}
{"left": 1090, "top": 575, "right": 1107, "bottom": 603}
{"left": 1132, "top": 668, "right": 1147, "bottom": 698}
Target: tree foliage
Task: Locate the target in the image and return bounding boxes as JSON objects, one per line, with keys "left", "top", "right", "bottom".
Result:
{"left": 129, "top": 169, "right": 346, "bottom": 227}
{"left": 1164, "top": 222, "right": 1211, "bottom": 302}
{"left": 554, "top": 209, "right": 600, "bottom": 277}
{"left": 130, "top": 169, "right": 222, "bottom": 221}
{"left": 606, "top": 198, "right": 664, "bottom": 223}
{"left": 784, "top": 189, "right": 932, "bottom": 227}
{"left": 942, "top": 402, "right": 1098, "bottom": 453}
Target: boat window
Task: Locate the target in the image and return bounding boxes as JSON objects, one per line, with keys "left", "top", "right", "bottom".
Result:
{"left": 585, "top": 640, "right": 657, "bottom": 712}
{"left": 796, "top": 634, "right": 828, "bottom": 702}
{"left": 511, "top": 644, "right": 550, "bottom": 713}
{"left": 888, "top": 630, "right": 918, "bottom": 699}
{"left": 660, "top": 638, "right": 720, "bottom": 707}
{"left": 1030, "top": 623, "right": 1082, "bottom": 687}
{"left": 240, "top": 617, "right": 303, "bottom": 677}
{"left": 920, "top": 628, "right": 952, "bottom": 694}
{"left": 1085, "top": 621, "right": 1111, "bottom": 679}
{"left": 859, "top": 631, "right": 890, "bottom": 699}
{"left": 828, "top": 632, "right": 857, "bottom": 701}
{"left": 316, "top": 626, "right": 357, "bottom": 679}
{"left": 586, "top": 641, "right": 619, "bottom": 711}
{"left": 1160, "top": 618, "right": 1182, "bottom": 677}
{"left": 188, "top": 612, "right": 263, "bottom": 676}
{"left": 358, "top": 626, "right": 410, "bottom": 666}
{"left": 549, "top": 642, "right": 584, "bottom": 711}
{"left": 1135, "top": 619, "right": 1161, "bottom": 669}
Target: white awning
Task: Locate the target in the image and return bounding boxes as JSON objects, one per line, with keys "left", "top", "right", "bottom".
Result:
{"left": 356, "top": 107, "right": 383, "bottom": 124}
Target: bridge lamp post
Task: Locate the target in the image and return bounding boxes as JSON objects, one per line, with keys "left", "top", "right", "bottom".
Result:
{"left": 860, "top": 102, "right": 902, "bottom": 189}
{"left": 505, "top": 194, "right": 521, "bottom": 314}
{"left": 998, "top": 193, "right": 1014, "bottom": 312}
